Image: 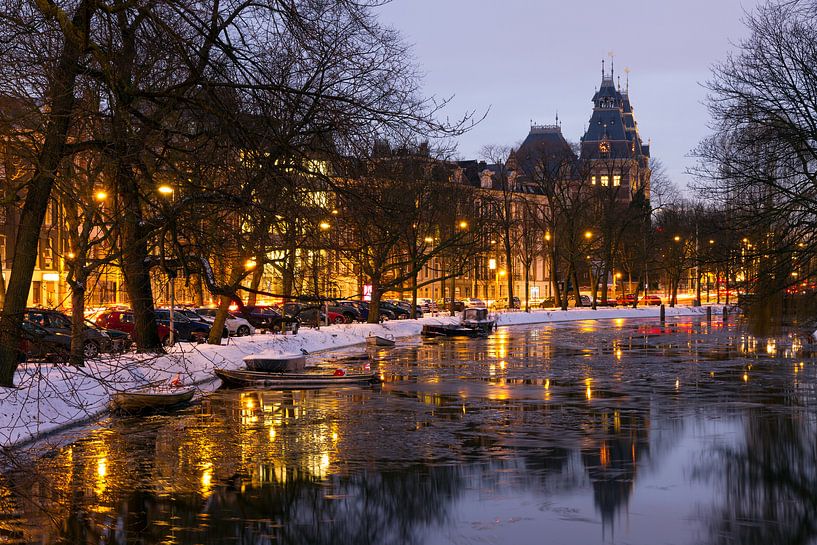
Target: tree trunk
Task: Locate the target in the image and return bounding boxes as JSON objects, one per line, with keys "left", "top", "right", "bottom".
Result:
{"left": 368, "top": 277, "right": 381, "bottom": 323}
{"left": 411, "top": 272, "right": 418, "bottom": 319}
{"left": 0, "top": 0, "right": 93, "bottom": 386}
{"left": 68, "top": 280, "right": 86, "bottom": 367}
{"left": 504, "top": 236, "right": 514, "bottom": 305}
{"left": 551, "top": 248, "right": 562, "bottom": 308}
{"left": 193, "top": 274, "right": 204, "bottom": 306}
{"left": 524, "top": 264, "right": 530, "bottom": 312}
{"left": 246, "top": 265, "right": 263, "bottom": 306}
{"left": 572, "top": 267, "right": 582, "bottom": 308}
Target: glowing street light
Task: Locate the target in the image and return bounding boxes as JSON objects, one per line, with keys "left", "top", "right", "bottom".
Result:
{"left": 544, "top": 232, "right": 551, "bottom": 242}
{"left": 424, "top": 237, "right": 434, "bottom": 243}
{"left": 458, "top": 220, "right": 468, "bottom": 230}
{"left": 94, "top": 190, "right": 108, "bottom": 201}
{"left": 319, "top": 221, "right": 331, "bottom": 231}
{"left": 158, "top": 185, "right": 174, "bottom": 195}
{"left": 244, "top": 259, "right": 257, "bottom": 271}
{"left": 674, "top": 235, "right": 681, "bottom": 242}
{"left": 584, "top": 231, "right": 593, "bottom": 239}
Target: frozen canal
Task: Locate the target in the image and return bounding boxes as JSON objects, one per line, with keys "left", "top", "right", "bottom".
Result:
{"left": 2, "top": 315, "right": 816, "bottom": 544}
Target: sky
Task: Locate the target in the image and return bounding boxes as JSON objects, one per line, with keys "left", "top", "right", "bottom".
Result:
{"left": 377, "top": 0, "right": 761, "bottom": 191}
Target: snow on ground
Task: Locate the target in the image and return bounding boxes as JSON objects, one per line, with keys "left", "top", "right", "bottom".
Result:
{"left": 0, "top": 305, "right": 726, "bottom": 449}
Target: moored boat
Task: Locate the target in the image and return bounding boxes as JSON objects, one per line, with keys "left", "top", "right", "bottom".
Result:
{"left": 366, "top": 334, "right": 395, "bottom": 347}
{"left": 421, "top": 324, "right": 487, "bottom": 338}
{"left": 460, "top": 308, "right": 496, "bottom": 333}
{"left": 110, "top": 386, "right": 195, "bottom": 413}
{"left": 244, "top": 353, "right": 306, "bottom": 372}
{"left": 215, "top": 368, "right": 380, "bottom": 389}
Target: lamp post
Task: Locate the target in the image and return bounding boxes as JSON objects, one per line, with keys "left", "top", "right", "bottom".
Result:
{"left": 158, "top": 184, "right": 175, "bottom": 345}
{"left": 488, "top": 258, "right": 497, "bottom": 307}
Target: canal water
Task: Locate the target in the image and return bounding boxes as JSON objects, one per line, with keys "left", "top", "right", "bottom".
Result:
{"left": 2, "top": 316, "right": 816, "bottom": 545}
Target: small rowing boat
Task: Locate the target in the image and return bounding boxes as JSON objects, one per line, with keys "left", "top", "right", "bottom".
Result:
{"left": 110, "top": 385, "right": 195, "bottom": 413}
{"left": 366, "top": 334, "right": 395, "bottom": 347}
{"left": 215, "top": 368, "right": 380, "bottom": 389}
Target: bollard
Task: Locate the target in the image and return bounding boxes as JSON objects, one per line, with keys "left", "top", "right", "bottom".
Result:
{"left": 723, "top": 306, "right": 728, "bottom": 323}
{"left": 706, "top": 306, "right": 712, "bottom": 322}
{"left": 660, "top": 303, "right": 665, "bottom": 323}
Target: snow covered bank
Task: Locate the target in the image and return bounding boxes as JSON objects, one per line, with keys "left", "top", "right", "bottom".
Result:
{"left": 1, "top": 306, "right": 726, "bottom": 449}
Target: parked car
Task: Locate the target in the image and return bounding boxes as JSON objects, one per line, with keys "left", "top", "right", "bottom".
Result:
{"left": 538, "top": 297, "right": 557, "bottom": 308}
{"left": 20, "top": 320, "right": 71, "bottom": 362}
{"left": 616, "top": 294, "right": 637, "bottom": 306}
{"left": 337, "top": 300, "right": 368, "bottom": 321}
{"left": 596, "top": 297, "right": 617, "bottom": 307}
{"left": 328, "top": 303, "right": 361, "bottom": 323}
{"left": 240, "top": 305, "right": 299, "bottom": 332}
{"left": 416, "top": 298, "right": 435, "bottom": 312}
{"left": 641, "top": 295, "right": 663, "bottom": 306}
{"left": 395, "top": 301, "right": 423, "bottom": 318}
{"left": 436, "top": 298, "right": 465, "bottom": 312}
{"left": 379, "top": 301, "right": 411, "bottom": 319}
{"left": 154, "top": 309, "right": 214, "bottom": 341}
{"left": 463, "top": 298, "right": 487, "bottom": 309}
{"left": 493, "top": 296, "right": 521, "bottom": 310}
{"left": 95, "top": 309, "right": 172, "bottom": 345}
{"left": 567, "top": 294, "right": 592, "bottom": 307}
{"left": 194, "top": 308, "right": 256, "bottom": 336}
{"left": 353, "top": 301, "right": 397, "bottom": 321}
{"left": 24, "top": 308, "right": 115, "bottom": 358}
{"left": 282, "top": 303, "right": 345, "bottom": 326}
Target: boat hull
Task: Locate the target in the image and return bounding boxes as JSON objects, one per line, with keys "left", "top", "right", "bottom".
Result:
{"left": 421, "top": 325, "right": 487, "bottom": 338}
{"left": 110, "top": 387, "right": 195, "bottom": 413}
{"left": 215, "top": 368, "right": 380, "bottom": 389}
{"left": 366, "top": 335, "right": 395, "bottom": 347}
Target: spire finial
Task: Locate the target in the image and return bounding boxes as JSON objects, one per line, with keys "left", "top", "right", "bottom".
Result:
{"left": 601, "top": 59, "right": 605, "bottom": 79}
{"left": 608, "top": 50, "right": 615, "bottom": 81}
{"left": 617, "top": 75, "right": 621, "bottom": 90}
{"left": 624, "top": 67, "right": 631, "bottom": 93}
{"left": 555, "top": 110, "right": 559, "bottom": 126}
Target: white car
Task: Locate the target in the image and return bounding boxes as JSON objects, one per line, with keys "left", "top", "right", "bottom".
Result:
{"left": 194, "top": 308, "right": 255, "bottom": 336}
{"left": 463, "top": 298, "right": 487, "bottom": 309}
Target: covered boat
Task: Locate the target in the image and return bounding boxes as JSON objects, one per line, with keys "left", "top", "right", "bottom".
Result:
{"left": 460, "top": 308, "right": 496, "bottom": 333}
{"left": 110, "top": 385, "right": 195, "bottom": 413}
{"left": 215, "top": 368, "right": 380, "bottom": 389}
{"left": 244, "top": 353, "right": 306, "bottom": 372}
{"left": 421, "top": 324, "right": 488, "bottom": 338}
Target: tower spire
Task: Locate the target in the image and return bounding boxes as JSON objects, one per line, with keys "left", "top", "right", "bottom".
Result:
{"left": 601, "top": 59, "right": 605, "bottom": 79}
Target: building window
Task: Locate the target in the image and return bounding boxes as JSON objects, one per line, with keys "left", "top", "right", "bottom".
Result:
{"left": 591, "top": 176, "right": 596, "bottom": 185}
{"left": 613, "top": 175, "right": 621, "bottom": 187}
{"left": 601, "top": 176, "right": 609, "bottom": 187}
{"left": 32, "top": 281, "right": 41, "bottom": 305}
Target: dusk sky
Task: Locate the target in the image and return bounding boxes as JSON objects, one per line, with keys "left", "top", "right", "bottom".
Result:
{"left": 377, "top": 0, "right": 760, "bottom": 191}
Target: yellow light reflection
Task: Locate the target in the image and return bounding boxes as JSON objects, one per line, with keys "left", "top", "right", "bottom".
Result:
{"left": 675, "top": 379, "right": 680, "bottom": 390}
{"left": 201, "top": 462, "right": 213, "bottom": 495}
{"left": 544, "top": 378, "right": 550, "bottom": 390}
{"left": 743, "top": 372, "right": 749, "bottom": 382}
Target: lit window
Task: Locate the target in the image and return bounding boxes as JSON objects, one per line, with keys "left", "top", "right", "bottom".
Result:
{"left": 613, "top": 175, "right": 621, "bottom": 186}
{"left": 601, "top": 176, "right": 609, "bottom": 186}
{"left": 591, "top": 176, "right": 596, "bottom": 185}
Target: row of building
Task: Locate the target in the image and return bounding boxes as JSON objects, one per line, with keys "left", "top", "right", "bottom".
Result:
{"left": 1, "top": 65, "right": 651, "bottom": 309}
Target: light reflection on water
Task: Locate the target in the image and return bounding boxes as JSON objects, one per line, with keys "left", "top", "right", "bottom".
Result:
{"left": 2, "top": 316, "right": 817, "bottom": 544}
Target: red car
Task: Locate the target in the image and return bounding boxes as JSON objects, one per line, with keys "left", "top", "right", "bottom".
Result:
{"left": 640, "top": 295, "right": 662, "bottom": 306}
{"left": 616, "top": 294, "right": 637, "bottom": 306}
{"left": 95, "top": 310, "right": 172, "bottom": 344}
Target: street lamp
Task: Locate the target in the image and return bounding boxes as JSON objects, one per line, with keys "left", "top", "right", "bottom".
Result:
{"left": 94, "top": 190, "right": 108, "bottom": 201}
{"left": 489, "top": 258, "right": 497, "bottom": 304}
{"left": 584, "top": 231, "right": 593, "bottom": 240}
{"left": 458, "top": 220, "right": 469, "bottom": 230}
{"left": 319, "top": 221, "right": 331, "bottom": 231}
{"left": 158, "top": 184, "right": 176, "bottom": 345}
